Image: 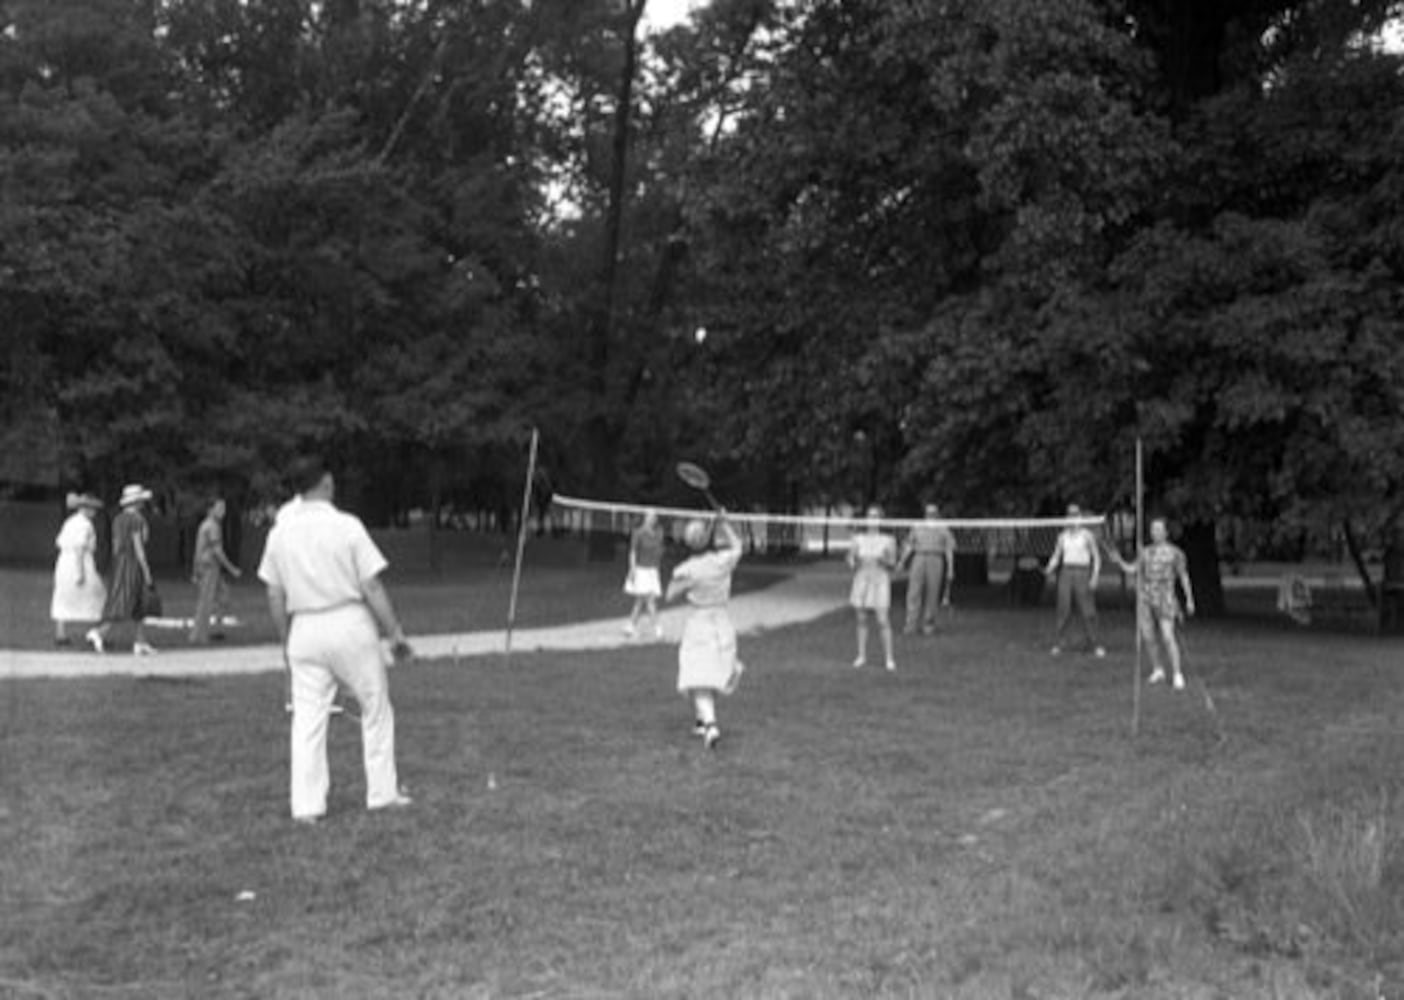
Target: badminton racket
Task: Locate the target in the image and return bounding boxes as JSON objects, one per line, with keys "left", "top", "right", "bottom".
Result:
{"left": 676, "top": 461, "right": 722, "bottom": 511}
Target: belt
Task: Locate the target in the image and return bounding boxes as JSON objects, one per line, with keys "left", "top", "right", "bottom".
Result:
{"left": 290, "top": 599, "right": 364, "bottom": 616}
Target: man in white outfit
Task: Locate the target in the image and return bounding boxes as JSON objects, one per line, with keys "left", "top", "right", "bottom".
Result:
{"left": 258, "top": 457, "right": 414, "bottom": 823}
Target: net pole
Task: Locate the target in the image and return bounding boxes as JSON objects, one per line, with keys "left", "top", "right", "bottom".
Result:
{"left": 1131, "top": 436, "right": 1144, "bottom": 738}
{"left": 505, "top": 427, "right": 540, "bottom": 659}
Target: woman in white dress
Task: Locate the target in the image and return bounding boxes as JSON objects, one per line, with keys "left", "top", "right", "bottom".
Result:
{"left": 848, "top": 505, "right": 898, "bottom": 671}
{"left": 50, "top": 492, "right": 107, "bottom": 646}
{"left": 623, "top": 508, "right": 664, "bottom": 639}
{"left": 665, "top": 512, "right": 744, "bottom": 750}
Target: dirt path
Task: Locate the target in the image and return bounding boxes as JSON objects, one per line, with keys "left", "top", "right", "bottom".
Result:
{"left": 0, "top": 564, "right": 851, "bottom": 679}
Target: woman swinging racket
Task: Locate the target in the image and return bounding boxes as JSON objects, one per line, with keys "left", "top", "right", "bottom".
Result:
{"left": 665, "top": 510, "right": 745, "bottom": 750}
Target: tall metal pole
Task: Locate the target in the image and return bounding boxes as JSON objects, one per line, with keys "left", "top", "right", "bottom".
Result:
{"left": 505, "top": 428, "right": 540, "bottom": 659}
{"left": 1132, "top": 437, "right": 1144, "bottom": 738}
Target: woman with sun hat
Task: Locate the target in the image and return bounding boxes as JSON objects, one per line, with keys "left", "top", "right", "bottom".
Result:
{"left": 87, "top": 483, "right": 159, "bottom": 655}
{"left": 50, "top": 492, "right": 107, "bottom": 646}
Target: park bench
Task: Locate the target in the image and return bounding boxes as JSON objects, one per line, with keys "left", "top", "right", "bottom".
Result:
{"left": 1309, "top": 573, "right": 1380, "bottom": 633}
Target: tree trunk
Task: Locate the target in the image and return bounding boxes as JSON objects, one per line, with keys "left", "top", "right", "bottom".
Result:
{"left": 1341, "top": 520, "right": 1378, "bottom": 606}
{"left": 427, "top": 455, "right": 444, "bottom": 573}
{"left": 583, "top": 0, "right": 646, "bottom": 494}
{"left": 1181, "top": 519, "right": 1224, "bottom": 617}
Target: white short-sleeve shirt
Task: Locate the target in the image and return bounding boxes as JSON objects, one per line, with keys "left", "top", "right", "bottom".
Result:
{"left": 257, "top": 498, "right": 388, "bottom": 613}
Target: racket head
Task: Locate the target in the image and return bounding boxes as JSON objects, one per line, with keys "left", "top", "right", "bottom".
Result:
{"left": 676, "top": 461, "right": 712, "bottom": 491}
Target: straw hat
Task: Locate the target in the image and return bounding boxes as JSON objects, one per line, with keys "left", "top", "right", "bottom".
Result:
{"left": 66, "top": 492, "right": 103, "bottom": 511}
{"left": 119, "top": 484, "right": 153, "bottom": 508}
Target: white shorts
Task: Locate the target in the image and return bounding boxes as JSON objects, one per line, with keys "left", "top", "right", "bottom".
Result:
{"left": 625, "top": 567, "right": 662, "bottom": 598}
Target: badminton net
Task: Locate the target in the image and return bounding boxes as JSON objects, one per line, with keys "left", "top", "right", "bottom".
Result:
{"left": 547, "top": 494, "right": 1119, "bottom": 565}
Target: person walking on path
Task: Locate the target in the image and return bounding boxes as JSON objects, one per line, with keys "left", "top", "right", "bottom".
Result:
{"left": 51, "top": 492, "right": 107, "bottom": 646}
{"left": 87, "top": 484, "right": 159, "bottom": 656}
{"left": 665, "top": 511, "right": 745, "bottom": 750}
{"left": 189, "top": 498, "right": 242, "bottom": 644}
{"left": 257, "top": 457, "right": 414, "bottom": 824}
{"left": 900, "top": 502, "right": 956, "bottom": 635}
{"left": 849, "top": 505, "right": 899, "bottom": 671}
{"left": 623, "top": 508, "right": 664, "bottom": 639}
{"left": 1043, "top": 503, "right": 1106, "bottom": 658}
{"left": 1110, "top": 516, "right": 1196, "bottom": 689}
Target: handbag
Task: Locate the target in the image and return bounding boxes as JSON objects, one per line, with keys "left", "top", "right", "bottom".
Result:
{"left": 140, "top": 581, "right": 163, "bottom": 619}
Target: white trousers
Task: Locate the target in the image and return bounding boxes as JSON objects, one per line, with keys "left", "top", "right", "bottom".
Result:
{"left": 287, "top": 603, "right": 399, "bottom": 818}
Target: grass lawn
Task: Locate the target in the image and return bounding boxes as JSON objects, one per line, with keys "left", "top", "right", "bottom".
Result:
{"left": 4, "top": 584, "right": 1404, "bottom": 998}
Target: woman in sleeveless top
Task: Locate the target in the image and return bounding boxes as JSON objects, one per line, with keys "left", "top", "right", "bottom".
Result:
{"left": 848, "top": 505, "right": 898, "bottom": 671}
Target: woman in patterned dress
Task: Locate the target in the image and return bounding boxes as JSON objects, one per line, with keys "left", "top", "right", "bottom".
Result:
{"left": 665, "top": 512, "right": 744, "bottom": 750}
{"left": 1111, "top": 516, "right": 1196, "bottom": 690}
{"left": 87, "top": 484, "right": 158, "bottom": 656}
{"left": 50, "top": 492, "right": 107, "bottom": 645}
{"left": 848, "top": 505, "right": 898, "bottom": 671}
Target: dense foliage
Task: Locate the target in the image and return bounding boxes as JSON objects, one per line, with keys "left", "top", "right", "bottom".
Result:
{"left": 2, "top": 0, "right": 1402, "bottom": 602}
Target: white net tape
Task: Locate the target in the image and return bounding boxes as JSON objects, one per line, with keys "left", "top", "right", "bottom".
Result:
{"left": 548, "top": 494, "right": 1113, "bottom": 559}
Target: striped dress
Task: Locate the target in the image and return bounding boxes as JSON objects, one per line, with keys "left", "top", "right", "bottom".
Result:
{"left": 101, "top": 508, "right": 149, "bottom": 621}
